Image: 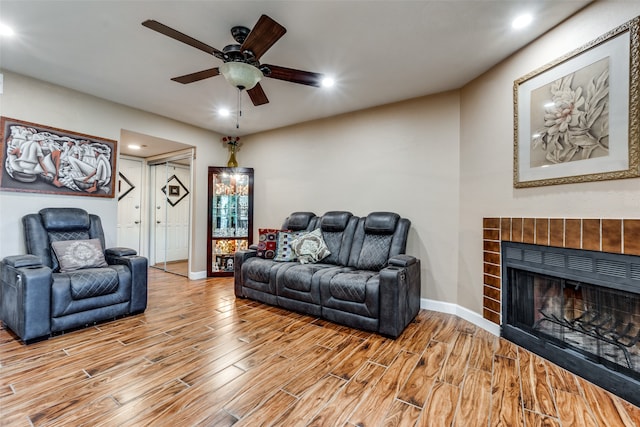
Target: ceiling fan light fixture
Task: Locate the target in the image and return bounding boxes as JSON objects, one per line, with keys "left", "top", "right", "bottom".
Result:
{"left": 219, "top": 62, "right": 263, "bottom": 90}
{"left": 321, "top": 76, "right": 335, "bottom": 88}
{"left": 512, "top": 13, "right": 533, "bottom": 29}
{"left": 0, "top": 22, "right": 14, "bottom": 37}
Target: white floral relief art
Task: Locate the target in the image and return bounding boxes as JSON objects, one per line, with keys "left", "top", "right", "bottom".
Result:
{"left": 529, "top": 57, "right": 610, "bottom": 168}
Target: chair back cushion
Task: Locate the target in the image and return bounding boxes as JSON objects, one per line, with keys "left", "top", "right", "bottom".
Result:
{"left": 23, "top": 208, "right": 107, "bottom": 271}
{"left": 318, "top": 211, "right": 358, "bottom": 265}
{"left": 348, "top": 212, "right": 411, "bottom": 271}
{"left": 281, "top": 212, "right": 318, "bottom": 231}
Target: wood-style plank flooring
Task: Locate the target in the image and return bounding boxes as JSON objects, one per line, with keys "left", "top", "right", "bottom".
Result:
{"left": 152, "top": 260, "right": 189, "bottom": 277}
{"left": 1, "top": 269, "right": 639, "bottom": 426}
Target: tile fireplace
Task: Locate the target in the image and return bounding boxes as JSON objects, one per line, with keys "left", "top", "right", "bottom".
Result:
{"left": 482, "top": 217, "right": 640, "bottom": 406}
{"left": 502, "top": 241, "right": 640, "bottom": 406}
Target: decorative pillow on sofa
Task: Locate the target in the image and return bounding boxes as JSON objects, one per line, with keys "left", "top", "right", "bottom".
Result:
{"left": 256, "top": 228, "right": 280, "bottom": 259}
{"left": 291, "top": 228, "right": 331, "bottom": 264}
{"left": 51, "top": 238, "right": 108, "bottom": 272}
{"left": 273, "top": 230, "right": 303, "bottom": 262}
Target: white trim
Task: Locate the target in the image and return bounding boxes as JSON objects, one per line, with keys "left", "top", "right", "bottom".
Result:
{"left": 189, "top": 270, "right": 207, "bottom": 280}
{"left": 421, "top": 298, "right": 501, "bottom": 336}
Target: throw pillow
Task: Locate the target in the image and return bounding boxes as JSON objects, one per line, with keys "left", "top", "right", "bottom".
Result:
{"left": 51, "top": 238, "right": 108, "bottom": 272}
{"left": 256, "top": 228, "right": 279, "bottom": 259}
{"left": 273, "top": 230, "right": 303, "bottom": 262}
{"left": 291, "top": 228, "right": 331, "bottom": 264}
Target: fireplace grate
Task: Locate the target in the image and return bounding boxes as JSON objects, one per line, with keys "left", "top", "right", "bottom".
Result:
{"left": 533, "top": 306, "right": 640, "bottom": 369}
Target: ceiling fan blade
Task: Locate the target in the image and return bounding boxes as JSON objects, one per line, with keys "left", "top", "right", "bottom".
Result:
{"left": 241, "top": 15, "right": 286, "bottom": 60}
{"left": 247, "top": 83, "right": 269, "bottom": 106}
{"left": 263, "top": 64, "right": 323, "bottom": 87}
{"left": 171, "top": 68, "right": 220, "bottom": 84}
{"left": 142, "top": 19, "right": 225, "bottom": 60}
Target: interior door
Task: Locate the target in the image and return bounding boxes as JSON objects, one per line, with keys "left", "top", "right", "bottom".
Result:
{"left": 152, "top": 163, "right": 168, "bottom": 266}
{"left": 149, "top": 153, "right": 192, "bottom": 277}
{"left": 117, "top": 157, "right": 143, "bottom": 254}
{"left": 162, "top": 164, "right": 190, "bottom": 262}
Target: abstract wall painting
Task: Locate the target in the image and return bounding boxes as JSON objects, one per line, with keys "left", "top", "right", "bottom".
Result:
{"left": 0, "top": 117, "right": 117, "bottom": 197}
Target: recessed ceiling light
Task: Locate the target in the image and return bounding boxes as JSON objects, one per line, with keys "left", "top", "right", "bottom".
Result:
{"left": 219, "top": 108, "right": 231, "bottom": 117}
{"left": 321, "top": 77, "right": 335, "bottom": 88}
{"left": 512, "top": 14, "right": 533, "bottom": 30}
{"left": 128, "top": 144, "right": 141, "bottom": 150}
{"left": 0, "top": 23, "right": 15, "bottom": 37}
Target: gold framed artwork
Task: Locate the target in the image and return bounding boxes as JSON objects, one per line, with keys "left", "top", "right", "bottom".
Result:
{"left": 0, "top": 117, "right": 117, "bottom": 197}
{"left": 514, "top": 16, "right": 639, "bottom": 188}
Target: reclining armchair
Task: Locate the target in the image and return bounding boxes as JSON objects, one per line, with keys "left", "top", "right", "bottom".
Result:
{"left": 0, "top": 208, "right": 148, "bottom": 343}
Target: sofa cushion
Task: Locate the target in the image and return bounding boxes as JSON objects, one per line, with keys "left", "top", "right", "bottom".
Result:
{"left": 51, "top": 238, "right": 108, "bottom": 272}
{"left": 292, "top": 229, "right": 331, "bottom": 264}
{"left": 40, "top": 208, "right": 91, "bottom": 231}
{"left": 273, "top": 230, "right": 303, "bottom": 262}
{"left": 321, "top": 270, "right": 380, "bottom": 319}
{"left": 364, "top": 212, "right": 400, "bottom": 234}
{"left": 256, "top": 228, "right": 279, "bottom": 259}
{"left": 276, "top": 263, "right": 341, "bottom": 309}
{"left": 283, "top": 212, "right": 317, "bottom": 231}
{"left": 317, "top": 211, "right": 357, "bottom": 266}
{"left": 51, "top": 264, "right": 131, "bottom": 318}
{"left": 355, "top": 234, "right": 393, "bottom": 271}
{"left": 320, "top": 211, "right": 352, "bottom": 231}
{"left": 280, "top": 263, "right": 330, "bottom": 293}
{"left": 329, "top": 273, "right": 368, "bottom": 302}
{"left": 243, "top": 257, "right": 277, "bottom": 283}
{"left": 348, "top": 213, "right": 408, "bottom": 271}
{"left": 241, "top": 257, "right": 287, "bottom": 304}
{"left": 69, "top": 268, "right": 119, "bottom": 299}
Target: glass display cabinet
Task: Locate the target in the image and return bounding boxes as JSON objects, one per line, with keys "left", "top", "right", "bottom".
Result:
{"left": 207, "top": 167, "right": 254, "bottom": 277}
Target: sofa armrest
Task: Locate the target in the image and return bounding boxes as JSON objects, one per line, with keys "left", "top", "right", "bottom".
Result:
{"left": 1, "top": 257, "right": 52, "bottom": 343}
{"left": 105, "top": 251, "right": 148, "bottom": 313}
{"left": 388, "top": 255, "right": 417, "bottom": 268}
{"left": 234, "top": 249, "right": 258, "bottom": 297}
{"left": 378, "top": 257, "right": 421, "bottom": 338}
{"left": 105, "top": 247, "right": 137, "bottom": 257}
{"left": 3, "top": 254, "right": 43, "bottom": 268}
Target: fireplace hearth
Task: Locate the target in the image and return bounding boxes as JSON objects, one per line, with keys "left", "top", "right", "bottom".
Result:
{"left": 502, "top": 242, "right": 640, "bottom": 406}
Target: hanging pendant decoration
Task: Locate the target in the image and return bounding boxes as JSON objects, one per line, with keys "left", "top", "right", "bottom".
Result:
{"left": 222, "top": 136, "right": 241, "bottom": 167}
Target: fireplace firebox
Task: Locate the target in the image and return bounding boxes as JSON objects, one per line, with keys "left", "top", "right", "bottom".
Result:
{"left": 502, "top": 242, "right": 640, "bottom": 406}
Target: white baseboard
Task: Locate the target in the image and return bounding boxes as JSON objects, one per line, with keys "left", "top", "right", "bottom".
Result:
{"left": 188, "top": 270, "right": 207, "bottom": 280}
{"left": 421, "top": 298, "right": 500, "bottom": 336}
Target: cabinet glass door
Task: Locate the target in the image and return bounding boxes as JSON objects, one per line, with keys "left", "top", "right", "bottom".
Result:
{"left": 207, "top": 167, "right": 253, "bottom": 277}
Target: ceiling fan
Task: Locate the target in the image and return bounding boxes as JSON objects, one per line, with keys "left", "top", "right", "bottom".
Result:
{"left": 142, "top": 14, "right": 324, "bottom": 106}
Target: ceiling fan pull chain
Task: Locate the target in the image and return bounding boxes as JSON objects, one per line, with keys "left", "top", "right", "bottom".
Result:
{"left": 236, "top": 88, "right": 241, "bottom": 129}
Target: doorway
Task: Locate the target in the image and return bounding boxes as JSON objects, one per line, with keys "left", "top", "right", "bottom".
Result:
{"left": 148, "top": 153, "right": 192, "bottom": 277}
{"left": 117, "top": 130, "right": 195, "bottom": 278}
{"left": 117, "top": 157, "right": 144, "bottom": 254}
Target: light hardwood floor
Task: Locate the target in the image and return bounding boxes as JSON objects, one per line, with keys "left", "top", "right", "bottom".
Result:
{"left": 152, "top": 260, "right": 189, "bottom": 277}
{"left": 1, "top": 269, "right": 639, "bottom": 426}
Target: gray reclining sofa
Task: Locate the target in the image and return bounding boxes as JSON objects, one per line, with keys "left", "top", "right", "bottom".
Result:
{"left": 234, "top": 211, "right": 421, "bottom": 338}
{"left": 0, "top": 208, "right": 148, "bottom": 343}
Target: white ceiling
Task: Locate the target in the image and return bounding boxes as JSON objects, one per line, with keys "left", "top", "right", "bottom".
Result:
{"left": 1, "top": 0, "right": 591, "bottom": 156}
